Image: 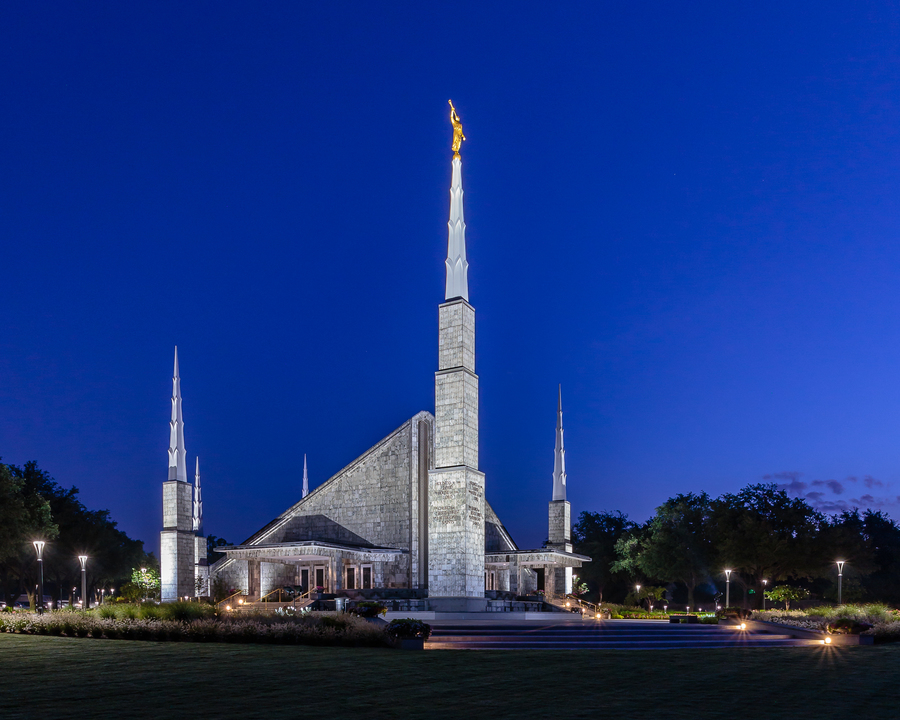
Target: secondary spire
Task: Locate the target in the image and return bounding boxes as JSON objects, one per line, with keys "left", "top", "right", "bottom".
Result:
{"left": 552, "top": 385, "right": 567, "bottom": 501}
{"left": 193, "top": 456, "right": 203, "bottom": 534}
{"left": 302, "top": 454, "right": 309, "bottom": 498}
{"left": 168, "top": 346, "right": 187, "bottom": 483}
{"left": 445, "top": 100, "right": 469, "bottom": 301}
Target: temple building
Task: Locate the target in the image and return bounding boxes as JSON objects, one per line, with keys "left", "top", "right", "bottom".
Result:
{"left": 160, "top": 104, "right": 589, "bottom": 608}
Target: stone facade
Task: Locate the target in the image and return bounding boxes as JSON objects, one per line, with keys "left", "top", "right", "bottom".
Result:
{"left": 211, "top": 413, "right": 432, "bottom": 596}
{"left": 434, "top": 300, "right": 478, "bottom": 469}
{"left": 194, "top": 534, "right": 208, "bottom": 596}
{"left": 161, "top": 479, "right": 195, "bottom": 601}
{"left": 547, "top": 500, "right": 573, "bottom": 597}
{"left": 547, "top": 500, "right": 571, "bottom": 549}
{"left": 429, "top": 297, "right": 484, "bottom": 600}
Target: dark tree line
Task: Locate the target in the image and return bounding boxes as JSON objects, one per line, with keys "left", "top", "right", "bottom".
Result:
{"left": 573, "top": 483, "right": 900, "bottom": 607}
{"left": 0, "top": 459, "right": 154, "bottom": 606}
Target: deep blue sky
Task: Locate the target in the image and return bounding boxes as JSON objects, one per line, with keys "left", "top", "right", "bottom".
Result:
{"left": 3, "top": 2, "right": 900, "bottom": 554}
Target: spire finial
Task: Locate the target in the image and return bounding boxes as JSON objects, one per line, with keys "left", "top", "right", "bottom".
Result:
{"left": 552, "top": 385, "right": 567, "bottom": 501}
{"left": 449, "top": 100, "right": 465, "bottom": 156}
{"left": 167, "top": 346, "right": 187, "bottom": 483}
{"left": 302, "top": 454, "right": 309, "bottom": 498}
{"left": 445, "top": 118, "right": 469, "bottom": 301}
{"left": 192, "top": 456, "right": 203, "bottom": 534}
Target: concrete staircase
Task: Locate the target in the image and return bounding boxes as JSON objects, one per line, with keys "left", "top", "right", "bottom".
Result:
{"left": 426, "top": 619, "right": 818, "bottom": 650}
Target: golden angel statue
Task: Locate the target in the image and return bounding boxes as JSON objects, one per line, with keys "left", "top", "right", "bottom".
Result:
{"left": 449, "top": 100, "right": 465, "bottom": 155}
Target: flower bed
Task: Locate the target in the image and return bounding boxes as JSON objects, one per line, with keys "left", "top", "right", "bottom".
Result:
{"left": 0, "top": 609, "right": 393, "bottom": 647}
{"left": 752, "top": 604, "right": 900, "bottom": 642}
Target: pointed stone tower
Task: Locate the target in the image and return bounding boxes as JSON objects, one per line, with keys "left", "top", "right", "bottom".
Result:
{"left": 161, "top": 347, "right": 197, "bottom": 602}
{"left": 547, "top": 386, "right": 573, "bottom": 595}
{"left": 193, "top": 457, "right": 208, "bottom": 596}
{"left": 302, "top": 454, "right": 309, "bottom": 498}
{"left": 428, "top": 104, "right": 486, "bottom": 610}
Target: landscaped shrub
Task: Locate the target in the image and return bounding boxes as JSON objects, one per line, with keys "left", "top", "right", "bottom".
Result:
{"left": 826, "top": 618, "right": 873, "bottom": 635}
{"left": 717, "top": 607, "right": 752, "bottom": 620}
{"left": 348, "top": 601, "right": 387, "bottom": 618}
{"left": 386, "top": 618, "right": 432, "bottom": 640}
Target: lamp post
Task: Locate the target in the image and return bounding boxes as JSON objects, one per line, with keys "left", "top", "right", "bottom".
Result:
{"left": 78, "top": 556, "right": 88, "bottom": 612}
{"left": 635, "top": 584, "right": 641, "bottom": 611}
{"left": 724, "top": 569, "right": 732, "bottom": 610}
{"left": 836, "top": 561, "right": 845, "bottom": 605}
{"left": 762, "top": 579, "right": 768, "bottom": 611}
{"left": 33, "top": 541, "right": 45, "bottom": 614}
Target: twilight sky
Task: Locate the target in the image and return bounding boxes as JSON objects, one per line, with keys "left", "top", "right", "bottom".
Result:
{"left": 3, "top": 2, "right": 900, "bottom": 554}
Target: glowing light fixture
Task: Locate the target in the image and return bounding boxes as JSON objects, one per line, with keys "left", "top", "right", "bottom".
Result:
{"left": 836, "top": 561, "right": 846, "bottom": 605}
{"left": 33, "top": 541, "right": 46, "bottom": 614}
{"left": 78, "top": 555, "right": 88, "bottom": 612}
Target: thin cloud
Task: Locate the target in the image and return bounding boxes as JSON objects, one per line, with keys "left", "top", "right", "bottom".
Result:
{"left": 812, "top": 479, "right": 845, "bottom": 495}
{"left": 769, "top": 470, "right": 897, "bottom": 517}
{"left": 764, "top": 471, "right": 807, "bottom": 494}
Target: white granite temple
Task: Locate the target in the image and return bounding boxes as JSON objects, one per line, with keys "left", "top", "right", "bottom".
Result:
{"left": 160, "top": 105, "right": 588, "bottom": 608}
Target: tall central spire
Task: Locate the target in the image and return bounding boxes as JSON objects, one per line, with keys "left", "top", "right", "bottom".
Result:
{"left": 552, "top": 385, "right": 567, "bottom": 501}
{"left": 445, "top": 101, "right": 468, "bottom": 301}
{"left": 168, "top": 346, "right": 187, "bottom": 483}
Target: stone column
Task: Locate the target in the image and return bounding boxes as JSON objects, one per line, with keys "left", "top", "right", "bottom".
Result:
{"left": 498, "top": 567, "right": 510, "bottom": 592}
{"left": 428, "top": 298, "right": 485, "bottom": 605}
{"left": 545, "top": 565, "right": 557, "bottom": 599}
{"left": 161, "top": 479, "right": 194, "bottom": 602}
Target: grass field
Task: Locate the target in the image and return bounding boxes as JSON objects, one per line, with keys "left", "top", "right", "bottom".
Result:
{"left": 1, "top": 634, "right": 898, "bottom": 719}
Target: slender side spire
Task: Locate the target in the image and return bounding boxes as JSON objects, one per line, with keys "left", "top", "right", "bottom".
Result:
{"left": 445, "top": 103, "right": 469, "bottom": 301}
{"left": 192, "top": 457, "right": 203, "bottom": 534}
{"left": 302, "top": 454, "right": 309, "bottom": 499}
{"left": 167, "top": 346, "right": 187, "bottom": 483}
{"left": 552, "top": 385, "right": 567, "bottom": 501}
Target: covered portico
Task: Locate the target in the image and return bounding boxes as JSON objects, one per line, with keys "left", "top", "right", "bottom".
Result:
{"left": 484, "top": 549, "right": 589, "bottom": 599}
{"left": 212, "top": 540, "right": 407, "bottom": 600}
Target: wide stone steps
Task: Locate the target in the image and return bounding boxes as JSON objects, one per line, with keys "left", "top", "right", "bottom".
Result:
{"left": 425, "top": 621, "right": 816, "bottom": 650}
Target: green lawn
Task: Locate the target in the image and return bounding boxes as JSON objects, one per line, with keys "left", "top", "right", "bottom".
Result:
{"left": 1, "top": 634, "right": 898, "bottom": 719}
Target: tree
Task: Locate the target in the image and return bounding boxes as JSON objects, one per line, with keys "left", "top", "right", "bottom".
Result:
{"left": 0, "top": 460, "right": 146, "bottom": 606}
{"left": 709, "top": 484, "right": 824, "bottom": 606}
{"left": 572, "top": 511, "right": 636, "bottom": 603}
{"left": 764, "top": 585, "right": 809, "bottom": 611}
{"left": 0, "top": 460, "right": 58, "bottom": 605}
{"left": 860, "top": 511, "right": 900, "bottom": 604}
{"left": 613, "top": 493, "right": 714, "bottom": 608}
{"left": 0, "top": 461, "right": 57, "bottom": 563}
{"left": 623, "top": 585, "right": 666, "bottom": 610}
{"left": 207, "top": 535, "right": 230, "bottom": 564}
